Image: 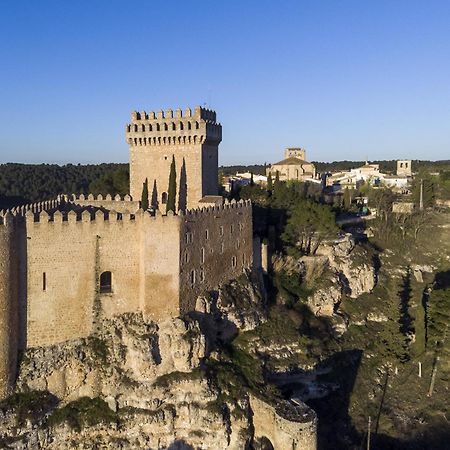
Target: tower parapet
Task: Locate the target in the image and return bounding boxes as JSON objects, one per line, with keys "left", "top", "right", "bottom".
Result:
{"left": 126, "top": 106, "right": 222, "bottom": 210}
{"left": 125, "top": 106, "right": 222, "bottom": 148}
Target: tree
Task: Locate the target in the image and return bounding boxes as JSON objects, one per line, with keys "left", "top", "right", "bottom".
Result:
{"left": 267, "top": 171, "right": 273, "bottom": 192}
{"left": 141, "top": 178, "right": 149, "bottom": 210}
{"left": 167, "top": 155, "right": 177, "bottom": 212}
{"left": 250, "top": 172, "right": 254, "bottom": 187}
{"left": 282, "top": 200, "right": 338, "bottom": 255}
{"left": 343, "top": 187, "right": 352, "bottom": 210}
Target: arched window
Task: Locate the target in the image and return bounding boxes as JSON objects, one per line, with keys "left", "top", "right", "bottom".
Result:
{"left": 164, "top": 123, "right": 168, "bottom": 131}
{"left": 190, "top": 269, "right": 196, "bottom": 286}
{"left": 187, "top": 121, "right": 192, "bottom": 130}
{"left": 179, "top": 122, "right": 184, "bottom": 130}
{"left": 134, "top": 124, "right": 138, "bottom": 132}
{"left": 231, "top": 256, "right": 237, "bottom": 268}
{"left": 141, "top": 124, "right": 146, "bottom": 132}
{"left": 172, "top": 122, "right": 176, "bottom": 130}
{"left": 195, "top": 121, "right": 199, "bottom": 129}
{"left": 162, "top": 192, "right": 168, "bottom": 204}
{"left": 100, "top": 271, "right": 112, "bottom": 293}
{"left": 156, "top": 123, "right": 160, "bottom": 131}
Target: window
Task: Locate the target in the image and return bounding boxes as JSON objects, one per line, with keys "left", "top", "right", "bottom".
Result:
{"left": 201, "top": 247, "right": 205, "bottom": 264}
{"left": 236, "top": 239, "right": 240, "bottom": 249}
{"left": 219, "top": 226, "right": 224, "bottom": 236}
{"left": 231, "top": 256, "right": 237, "bottom": 268}
{"left": 221, "top": 242, "right": 224, "bottom": 254}
{"left": 200, "top": 269, "right": 205, "bottom": 283}
{"left": 205, "top": 229, "right": 209, "bottom": 240}
{"left": 100, "top": 271, "right": 112, "bottom": 293}
{"left": 230, "top": 224, "right": 234, "bottom": 234}
{"left": 242, "top": 253, "right": 246, "bottom": 265}
{"left": 190, "top": 269, "right": 196, "bottom": 286}
{"left": 162, "top": 192, "right": 168, "bottom": 204}
{"left": 42, "top": 272, "right": 46, "bottom": 291}
{"left": 184, "top": 251, "right": 189, "bottom": 263}
{"left": 185, "top": 232, "right": 193, "bottom": 244}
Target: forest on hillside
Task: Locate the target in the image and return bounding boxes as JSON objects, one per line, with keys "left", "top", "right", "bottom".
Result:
{"left": 0, "top": 163, "right": 128, "bottom": 210}
{"left": 1, "top": 160, "right": 450, "bottom": 211}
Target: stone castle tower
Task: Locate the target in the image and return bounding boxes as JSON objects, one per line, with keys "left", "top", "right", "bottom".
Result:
{"left": 397, "top": 160, "right": 412, "bottom": 177}
{"left": 285, "top": 147, "right": 306, "bottom": 160}
{"left": 126, "top": 106, "right": 222, "bottom": 210}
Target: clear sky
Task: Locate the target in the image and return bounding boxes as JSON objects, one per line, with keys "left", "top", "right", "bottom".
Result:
{"left": 0, "top": 0, "right": 449, "bottom": 165}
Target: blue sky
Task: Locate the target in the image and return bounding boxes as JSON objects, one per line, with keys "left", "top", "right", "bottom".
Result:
{"left": 0, "top": 0, "right": 449, "bottom": 165}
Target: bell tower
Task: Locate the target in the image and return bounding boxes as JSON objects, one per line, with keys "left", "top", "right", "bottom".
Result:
{"left": 126, "top": 106, "right": 222, "bottom": 210}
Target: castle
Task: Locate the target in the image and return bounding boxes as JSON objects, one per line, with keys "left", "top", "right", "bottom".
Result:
{"left": 0, "top": 107, "right": 253, "bottom": 399}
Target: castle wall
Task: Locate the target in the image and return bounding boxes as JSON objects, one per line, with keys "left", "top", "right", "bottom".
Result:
{"left": 249, "top": 394, "right": 317, "bottom": 450}
{"left": 25, "top": 210, "right": 141, "bottom": 347}
{"left": 139, "top": 212, "right": 181, "bottom": 321}
{"left": 0, "top": 214, "right": 20, "bottom": 399}
{"left": 179, "top": 201, "right": 253, "bottom": 314}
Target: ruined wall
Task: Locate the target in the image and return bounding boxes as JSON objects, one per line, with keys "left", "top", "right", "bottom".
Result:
{"left": 126, "top": 106, "right": 221, "bottom": 209}
{"left": 70, "top": 194, "right": 140, "bottom": 213}
{"left": 179, "top": 200, "right": 253, "bottom": 314}
{"left": 0, "top": 214, "right": 20, "bottom": 399}
{"left": 25, "top": 210, "right": 141, "bottom": 347}
{"left": 250, "top": 395, "right": 317, "bottom": 450}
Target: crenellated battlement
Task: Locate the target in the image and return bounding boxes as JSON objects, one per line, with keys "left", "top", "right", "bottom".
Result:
{"left": 0, "top": 196, "right": 63, "bottom": 218}
{"left": 71, "top": 193, "right": 133, "bottom": 202}
{"left": 183, "top": 198, "right": 251, "bottom": 218}
{"left": 125, "top": 106, "right": 222, "bottom": 147}
{"left": 22, "top": 207, "right": 181, "bottom": 226}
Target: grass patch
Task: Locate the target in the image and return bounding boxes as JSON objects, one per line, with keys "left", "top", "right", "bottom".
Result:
{"left": 152, "top": 368, "right": 203, "bottom": 388}
{"left": 0, "top": 390, "right": 58, "bottom": 426}
{"left": 48, "top": 397, "right": 116, "bottom": 431}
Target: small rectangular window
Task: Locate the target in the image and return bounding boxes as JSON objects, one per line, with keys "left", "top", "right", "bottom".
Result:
{"left": 201, "top": 248, "right": 205, "bottom": 264}
{"left": 219, "top": 226, "right": 224, "bottom": 236}
{"left": 230, "top": 224, "right": 234, "bottom": 234}
{"left": 43, "top": 272, "right": 46, "bottom": 291}
{"left": 205, "top": 229, "right": 209, "bottom": 240}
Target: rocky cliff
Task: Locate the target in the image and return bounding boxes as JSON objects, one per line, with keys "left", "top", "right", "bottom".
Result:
{"left": 0, "top": 272, "right": 317, "bottom": 449}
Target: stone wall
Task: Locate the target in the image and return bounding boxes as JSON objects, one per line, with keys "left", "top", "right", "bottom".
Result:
{"left": 20, "top": 200, "right": 253, "bottom": 348}
{"left": 0, "top": 214, "right": 20, "bottom": 400}
{"left": 25, "top": 209, "right": 142, "bottom": 347}
{"left": 126, "top": 106, "right": 222, "bottom": 209}
{"left": 179, "top": 200, "right": 253, "bottom": 313}
{"left": 249, "top": 394, "right": 317, "bottom": 450}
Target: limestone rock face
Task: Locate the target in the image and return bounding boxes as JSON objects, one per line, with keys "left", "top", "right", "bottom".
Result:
{"left": 1, "top": 313, "right": 252, "bottom": 449}
{"left": 157, "top": 317, "right": 206, "bottom": 373}
{"left": 335, "top": 258, "right": 376, "bottom": 298}
{"left": 273, "top": 234, "right": 377, "bottom": 318}
{"left": 216, "top": 273, "right": 266, "bottom": 331}
{"left": 307, "top": 280, "right": 341, "bottom": 316}
{"left": 319, "top": 234, "right": 376, "bottom": 300}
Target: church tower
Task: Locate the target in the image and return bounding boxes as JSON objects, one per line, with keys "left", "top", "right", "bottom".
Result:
{"left": 126, "top": 106, "right": 222, "bottom": 210}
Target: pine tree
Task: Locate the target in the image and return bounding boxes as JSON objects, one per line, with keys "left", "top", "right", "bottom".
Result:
{"left": 274, "top": 170, "right": 280, "bottom": 186}
{"left": 343, "top": 187, "right": 352, "bottom": 210}
{"left": 167, "top": 155, "right": 177, "bottom": 212}
{"left": 267, "top": 171, "right": 273, "bottom": 191}
{"left": 250, "top": 172, "right": 255, "bottom": 186}
{"left": 141, "top": 178, "right": 149, "bottom": 210}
